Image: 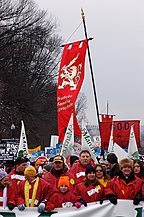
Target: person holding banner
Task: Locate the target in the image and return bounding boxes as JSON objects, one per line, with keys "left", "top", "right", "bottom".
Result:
{"left": 69, "top": 150, "right": 94, "bottom": 185}
{"left": 9, "top": 157, "right": 29, "bottom": 204}
{"left": 105, "top": 158, "right": 143, "bottom": 205}
{"left": 0, "top": 169, "right": 16, "bottom": 210}
{"left": 74, "top": 165, "right": 104, "bottom": 203}
{"left": 17, "top": 166, "right": 53, "bottom": 213}
{"left": 46, "top": 176, "right": 82, "bottom": 211}
{"left": 44, "top": 155, "right": 75, "bottom": 191}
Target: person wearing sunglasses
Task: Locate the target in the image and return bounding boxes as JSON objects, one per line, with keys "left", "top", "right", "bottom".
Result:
{"left": 74, "top": 165, "right": 104, "bottom": 204}
{"left": 95, "top": 164, "right": 110, "bottom": 187}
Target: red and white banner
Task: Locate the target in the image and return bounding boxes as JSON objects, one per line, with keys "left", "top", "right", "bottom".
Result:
{"left": 100, "top": 119, "right": 140, "bottom": 150}
{"left": 57, "top": 40, "right": 88, "bottom": 142}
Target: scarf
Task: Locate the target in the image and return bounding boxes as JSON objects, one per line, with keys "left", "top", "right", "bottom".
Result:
{"left": 98, "top": 177, "right": 108, "bottom": 187}
{"left": 24, "top": 177, "right": 39, "bottom": 207}
{"left": 3, "top": 187, "right": 7, "bottom": 208}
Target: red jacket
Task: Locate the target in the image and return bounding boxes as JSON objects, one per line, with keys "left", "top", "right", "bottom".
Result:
{"left": 69, "top": 161, "right": 94, "bottom": 185}
{"left": 17, "top": 177, "right": 53, "bottom": 206}
{"left": 74, "top": 181, "right": 104, "bottom": 203}
{"left": 0, "top": 185, "right": 16, "bottom": 206}
{"left": 8, "top": 169, "right": 25, "bottom": 204}
{"left": 44, "top": 170, "right": 75, "bottom": 191}
{"left": 105, "top": 175, "right": 143, "bottom": 199}
{"left": 46, "top": 190, "right": 80, "bottom": 210}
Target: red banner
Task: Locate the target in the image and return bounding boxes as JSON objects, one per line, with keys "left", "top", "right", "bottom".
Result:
{"left": 101, "top": 114, "right": 114, "bottom": 122}
{"left": 100, "top": 118, "right": 112, "bottom": 150}
{"left": 73, "top": 109, "right": 81, "bottom": 138}
{"left": 100, "top": 120, "right": 140, "bottom": 150}
{"left": 57, "top": 40, "right": 88, "bottom": 142}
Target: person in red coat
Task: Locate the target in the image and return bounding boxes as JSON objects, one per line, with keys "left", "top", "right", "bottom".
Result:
{"left": 69, "top": 150, "right": 94, "bottom": 185}
{"left": 0, "top": 169, "right": 16, "bottom": 210}
{"left": 43, "top": 155, "right": 75, "bottom": 191}
{"left": 133, "top": 159, "right": 144, "bottom": 179}
{"left": 74, "top": 165, "right": 104, "bottom": 203}
{"left": 17, "top": 165, "right": 53, "bottom": 213}
{"left": 105, "top": 158, "right": 143, "bottom": 205}
{"left": 46, "top": 176, "right": 82, "bottom": 211}
{"left": 9, "top": 157, "right": 28, "bottom": 194}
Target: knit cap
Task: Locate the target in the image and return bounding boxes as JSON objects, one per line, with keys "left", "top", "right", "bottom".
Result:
{"left": 43, "top": 162, "right": 53, "bottom": 172}
{"left": 58, "top": 176, "right": 70, "bottom": 188}
{"left": 0, "top": 169, "right": 8, "bottom": 181}
{"left": 85, "top": 165, "right": 95, "bottom": 175}
{"left": 107, "top": 153, "right": 118, "bottom": 164}
{"left": 15, "top": 157, "right": 29, "bottom": 165}
{"left": 35, "top": 159, "right": 44, "bottom": 166}
{"left": 70, "top": 155, "right": 79, "bottom": 166}
{"left": 24, "top": 166, "right": 36, "bottom": 177}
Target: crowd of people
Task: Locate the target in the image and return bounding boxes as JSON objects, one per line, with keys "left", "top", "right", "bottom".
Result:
{"left": 0, "top": 150, "right": 144, "bottom": 213}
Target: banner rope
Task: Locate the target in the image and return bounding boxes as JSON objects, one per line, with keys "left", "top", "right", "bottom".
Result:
{"left": 65, "top": 22, "right": 83, "bottom": 43}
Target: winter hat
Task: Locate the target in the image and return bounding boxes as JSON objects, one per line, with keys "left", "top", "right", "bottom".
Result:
{"left": 24, "top": 166, "right": 36, "bottom": 177}
{"left": 107, "top": 153, "right": 118, "bottom": 164}
{"left": 70, "top": 155, "right": 79, "bottom": 167}
{"left": 58, "top": 176, "right": 70, "bottom": 188}
{"left": 119, "top": 158, "right": 133, "bottom": 170}
{"left": 35, "top": 159, "right": 44, "bottom": 166}
{"left": 43, "top": 162, "right": 53, "bottom": 172}
{"left": 85, "top": 165, "right": 95, "bottom": 175}
{"left": 15, "top": 157, "right": 29, "bottom": 165}
{"left": 53, "top": 155, "right": 64, "bottom": 163}
{"left": 3, "top": 160, "right": 15, "bottom": 167}
{"left": 0, "top": 169, "right": 8, "bottom": 181}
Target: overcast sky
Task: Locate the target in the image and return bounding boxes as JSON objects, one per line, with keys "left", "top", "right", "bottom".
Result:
{"left": 34, "top": 0, "right": 144, "bottom": 125}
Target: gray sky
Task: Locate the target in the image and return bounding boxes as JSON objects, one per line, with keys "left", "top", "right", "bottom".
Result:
{"left": 34, "top": 0, "right": 144, "bottom": 125}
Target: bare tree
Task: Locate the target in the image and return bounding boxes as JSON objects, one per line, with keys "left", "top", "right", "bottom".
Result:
{"left": 0, "top": 0, "right": 62, "bottom": 146}
{"left": 75, "top": 92, "right": 88, "bottom": 124}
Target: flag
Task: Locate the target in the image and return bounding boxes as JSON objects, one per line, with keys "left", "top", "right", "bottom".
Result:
{"left": 128, "top": 125, "right": 139, "bottom": 159}
{"left": 100, "top": 119, "right": 140, "bottom": 150}
{"left": 108, "top": 123, "right": 114, "bottom": 152}
{"left": 57, "top": 39, "right": 88, "bottom": 142}
{"left": 60, "top": 113, "right": 74, "bottom": 158}
{"left": 113, "top": 120, "right": 140, "bottom": 149}
{"left": 101, "top": 114, "right": 114, "bottom": 122}
{"left": 100, "top": 115, "right": 113, "bottom": 150}
{"left": 82, "top": 121, "right": 98, "bottom": 163}
{"left": 28, "top": 146, "right": 41, "bottom": 155}
{"left": 112, "top": 143, "right": 128, "bottom": 162}
{"left": 73, "top": 108, "right": 82, "bottom": 138}
{"left": 18, "top": 120, "right": 28, "bottom": 157}
{"left": 50, "top": 135, "right": 59, "bottom": 148}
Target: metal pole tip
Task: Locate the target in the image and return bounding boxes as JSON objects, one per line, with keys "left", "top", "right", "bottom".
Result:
{"left": 81, "top": 8, "right": 85, "bottom": 19}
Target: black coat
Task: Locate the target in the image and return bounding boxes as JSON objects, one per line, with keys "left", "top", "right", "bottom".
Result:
{"left": 110, "top": 163, "right": 120, "bottom": 179}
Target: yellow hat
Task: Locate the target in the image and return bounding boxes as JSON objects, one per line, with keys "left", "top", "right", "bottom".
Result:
{"left": 53, "top": 156, "right": 64, "bottom": 163}
{"left": 24, "top": 166, "right": 36, "bottom": 177}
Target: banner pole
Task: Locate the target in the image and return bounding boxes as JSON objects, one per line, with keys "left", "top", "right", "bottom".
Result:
{"left": 81, "top": 9, "right": 104, "bottom": 156}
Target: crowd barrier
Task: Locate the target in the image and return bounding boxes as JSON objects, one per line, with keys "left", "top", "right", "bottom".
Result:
{"left": 0, "top": 200, "right": 144, "bottom": 217}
